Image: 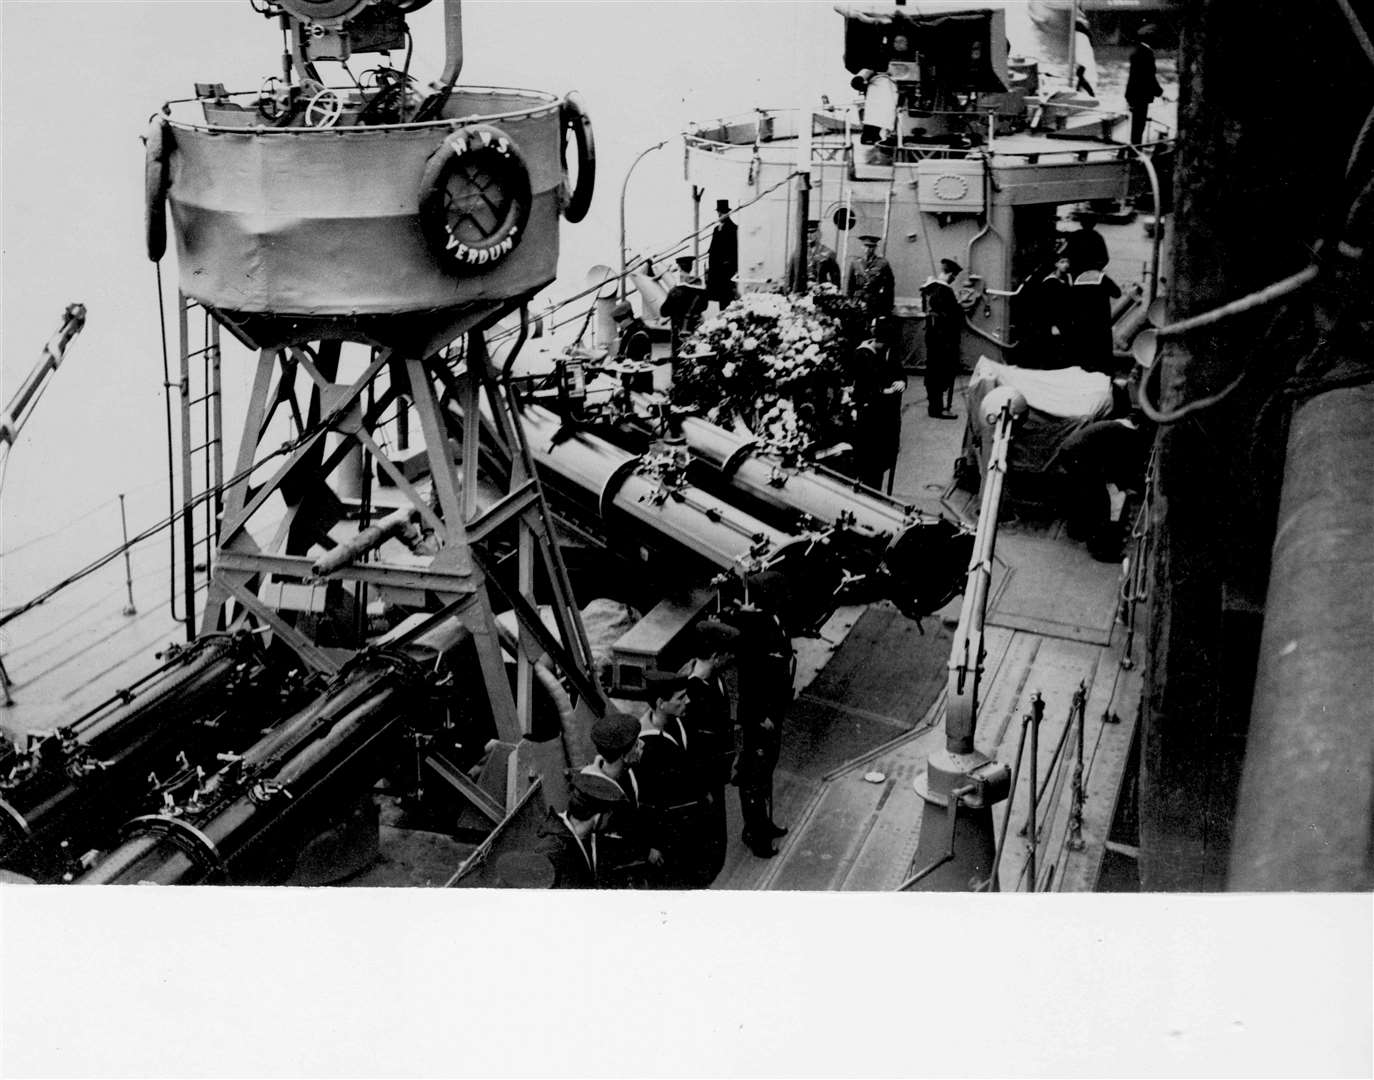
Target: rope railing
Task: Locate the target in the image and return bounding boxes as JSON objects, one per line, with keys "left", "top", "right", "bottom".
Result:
{"left": 0, "top": 376, "right": 369, "bottom": 629}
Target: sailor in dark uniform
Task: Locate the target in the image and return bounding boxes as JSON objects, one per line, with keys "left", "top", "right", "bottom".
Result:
{"left": 532, "top": 772, "right": 625, "bottom": 888}
{"left": 681, "top": 618, "right": 744, "bottom": 884}
{"left": 612, "top": 300, "right": 652, "bottom": 364}
{"left": 636, "top": 671, "right": 710, "bottom": 887}
{"left": 1065, "top": 268, "right": 1123, "bottom": 374}
{"left": 1034, "top": 254, "right": 1075, "bottom": 368}
{"left": 578, "top": 709, "right": 661, "bottom": 886}
{"left": 1062, "top": 218, "right": 1109, "bottom": 280}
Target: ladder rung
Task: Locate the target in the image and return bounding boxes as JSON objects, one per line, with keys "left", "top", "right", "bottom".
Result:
{"left": 187, "top": 392, "right": 219, "bottom": 406}
{"left": 189, "top": 438, "right": 220, "bottom": 454}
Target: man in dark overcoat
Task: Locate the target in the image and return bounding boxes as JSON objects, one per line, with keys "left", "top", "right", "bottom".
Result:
{"left": 920, "top": 257, "right": 965, "bottom": 418}
{"left": 1126, "top": 24, "right": 1164, "bottom": 146}
{"left": 706, "top": 200, "right": 739, "bottom": 309}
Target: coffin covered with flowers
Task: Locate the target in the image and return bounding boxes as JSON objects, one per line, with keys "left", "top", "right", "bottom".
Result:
{"left": 670, "top": 290, "right": 864, "bottom": 454}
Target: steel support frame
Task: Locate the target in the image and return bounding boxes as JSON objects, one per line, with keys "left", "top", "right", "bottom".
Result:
{"left": 198, "top": 313, "right": 604, "bottom": 814}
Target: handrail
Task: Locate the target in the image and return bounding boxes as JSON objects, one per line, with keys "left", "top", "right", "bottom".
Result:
{"left": 684, "top": 104, "right": 1163, "bottom": 166}
{"left": 159, "top": 83, "right": 559, "bottom": 134}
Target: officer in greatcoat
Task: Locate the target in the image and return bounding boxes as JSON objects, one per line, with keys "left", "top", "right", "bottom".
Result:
{"left": 847, "top": 336, "right": 907, "bottom": 490}
{"left": 808, "top": 221, "right": 841, "bottom": 287}
{"left": 920, "top": 258, "right": 965, "bottom": 418}
{"left": 1126, "top": 24, "right": 1164, "bottom": 146}
{"left": 848, "top": 234, "right": 895, "bottom": 313}
{"left": 726, "top": 573, "right": 795, "bottom": 858}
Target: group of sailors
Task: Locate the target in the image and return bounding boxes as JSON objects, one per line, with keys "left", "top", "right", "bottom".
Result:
{"left": 1022, "top": 218, "right": 1125, "bottom": 374}
{"left": 529, "top": 602, "right": 796, "bottom": 889}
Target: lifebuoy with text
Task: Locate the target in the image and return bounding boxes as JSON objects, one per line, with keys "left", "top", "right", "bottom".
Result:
{"left": 419, "top": 124, "right": 532, "bottom": 272}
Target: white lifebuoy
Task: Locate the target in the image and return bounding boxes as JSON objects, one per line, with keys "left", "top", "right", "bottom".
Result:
{"left": 419, "top": 124, "right": 532, "bottom": 272}
{"left": 559, "top": 92, "right": 596, "bottom": 224}
{"left": 144, "top": 114, "right": 173, "bottom": 262}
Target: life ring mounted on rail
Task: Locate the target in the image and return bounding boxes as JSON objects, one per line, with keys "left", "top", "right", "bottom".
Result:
{"left": 559, "top": 91, "right": 596, "bottom": 224}
{"left": 419, "top": 124, "right": 532, "bottom": 273}
{"left": 143, "top": 113, "right": 174, "bottom": 263}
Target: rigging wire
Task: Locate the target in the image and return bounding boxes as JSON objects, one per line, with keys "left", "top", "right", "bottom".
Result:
{"left": 0, "top": 374, "right": 367, "bottom": 629}
{"left": 0, "top": 487, "right": 153, "bottom": 559}
{"left": 484, "top": 168, "right": 807, "bottom": 349}
{"left": 1136, "top": 264, "right": 1323, "bottom": 425}
{"left": 1333, "top": 0, "right": 1374, "bottom": 70}
{"left": 155, "top": 262, "right": 183, "bottom": 623}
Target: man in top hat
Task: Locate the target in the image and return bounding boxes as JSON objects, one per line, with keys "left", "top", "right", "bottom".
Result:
{"left": 680, "top": 618, "right": 744, "bottom": 883}
{"left": 1126, "top": 24, "right": 1164, "bottom": 146}
{"left": 706, "top": 199, "right": 739, "bottom": 309}
{"left": 807, "top": 221, "right": 840, "bottom": 287}
{"left": 659, "top": 255, "right": 710, "bottom": 357}
{"left": 637, "top": 670, "right": 710, "bottom": 886}
{"left": 920, "top": 257, "right": 965, "bottom": 418}
{"left": 532, "top": 771, "right": 625, "bottom": 888}
{"left": 612, "top": 299, "right": 652, "bottom": 364}
{"left": 578, "top": 709, "right": 661, "bottom": 887}
{"left": 847, "top": 234, "right": 895, "bottom": 322}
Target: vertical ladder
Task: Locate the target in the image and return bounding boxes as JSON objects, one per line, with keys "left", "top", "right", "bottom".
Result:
{"left": 171, "top": 294, "right": 224, "bottom": 641}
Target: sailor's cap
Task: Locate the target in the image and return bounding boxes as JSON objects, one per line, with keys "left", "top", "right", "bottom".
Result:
{"left": 694, "top": 618, "right": 743, "bottom": 654}
{"left": 642, "top": 670, "right": 689, "bottom": 701}
{"left": 591, "top": 710, "right": 643, "bottom": 758}
{"left": 569, "top": 770, "right": 626, "bottom": 809}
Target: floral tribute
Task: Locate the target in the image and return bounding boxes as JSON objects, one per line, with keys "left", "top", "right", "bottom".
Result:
{"left": 670, "top": 288, "right": 863, "bottom": 454}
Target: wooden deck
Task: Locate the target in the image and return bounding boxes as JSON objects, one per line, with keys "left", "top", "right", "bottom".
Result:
{"left": 711, "top": 371, "right": 1144, "bottom": 892}
{"left": 2, "top": 370, "right": 1145, "bottom": 893}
